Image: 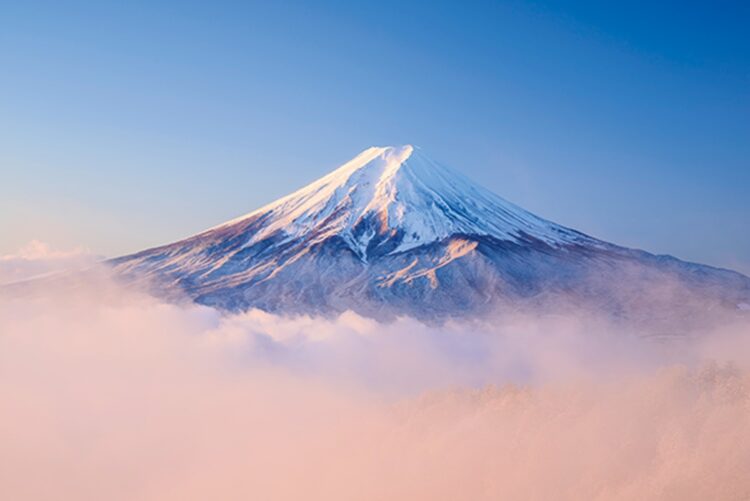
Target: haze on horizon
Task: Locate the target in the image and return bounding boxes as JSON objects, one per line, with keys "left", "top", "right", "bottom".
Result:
{"left": 1, "top": 0, "right": 749, "bottom": 274}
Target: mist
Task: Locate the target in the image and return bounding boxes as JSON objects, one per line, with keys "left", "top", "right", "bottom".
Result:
{"left": 1, "top": 245, "right": 749, "bottom": 500}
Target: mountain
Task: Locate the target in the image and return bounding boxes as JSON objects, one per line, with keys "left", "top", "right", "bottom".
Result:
{"left": 111, "top": 145, "right": 750, "bottom": 331}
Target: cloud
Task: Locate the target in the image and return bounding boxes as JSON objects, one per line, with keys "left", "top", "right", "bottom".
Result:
{"left": 1, "top": 255, "right": 749, "bottom": 500}
{"left": 0, "top": 240, "right": 99, "bottom": 285}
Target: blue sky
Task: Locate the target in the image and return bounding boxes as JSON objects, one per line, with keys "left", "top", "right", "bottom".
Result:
{"left": 2, "top": 0, "right": 749, "bottom": 273}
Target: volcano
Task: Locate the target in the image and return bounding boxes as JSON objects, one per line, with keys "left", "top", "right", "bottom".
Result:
{"left": 111, "top": 145, "right": 750, "bottom": 328}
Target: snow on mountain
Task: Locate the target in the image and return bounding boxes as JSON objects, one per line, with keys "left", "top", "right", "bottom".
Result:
{"left": 210, "top": 145, "right": 594, "bottom": 258}
{"left": 110, "top": 145, "right": 750, "bottom": 329}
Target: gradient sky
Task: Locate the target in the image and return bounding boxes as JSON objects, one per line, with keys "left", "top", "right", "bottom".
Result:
{"left": 2, "top": 0, "right": 748, "bottom": 273}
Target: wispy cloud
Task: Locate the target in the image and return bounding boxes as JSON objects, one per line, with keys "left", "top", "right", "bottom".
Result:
{"left": 0, "top": 240, "right": 99, "bottom": 285}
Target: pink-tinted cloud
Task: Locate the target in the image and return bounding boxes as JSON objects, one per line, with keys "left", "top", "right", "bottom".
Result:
{"left": 0, "top": 240, "right": 99, "bottom": 285}
{"left": 1, "top": 257, "right": 749, "bottom": 500}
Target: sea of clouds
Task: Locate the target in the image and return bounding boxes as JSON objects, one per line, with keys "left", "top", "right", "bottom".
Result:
{"left": 1, "top": 243, "right": 749, "bottom": 500}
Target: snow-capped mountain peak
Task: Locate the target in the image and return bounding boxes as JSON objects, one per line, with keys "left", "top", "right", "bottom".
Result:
{"left": 213, "top": 145, "right": 591, "bottom": 258}
{"left": 111, "top": 144, "right": 750, "bottom": 323}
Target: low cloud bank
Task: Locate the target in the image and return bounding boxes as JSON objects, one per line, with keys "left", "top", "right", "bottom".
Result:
{"left": 1, "top": 244, "right": 749, "bottom": 500}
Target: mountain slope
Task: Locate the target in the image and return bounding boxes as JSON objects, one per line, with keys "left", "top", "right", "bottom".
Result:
{"left": 111, "top": 145, "right": 750, "bottom": 330}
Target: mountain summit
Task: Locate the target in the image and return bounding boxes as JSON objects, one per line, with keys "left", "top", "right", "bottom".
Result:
{"left": 212, "top": 145, "right": 593, "bottom": 261}
{"left": 112, "top": 145, "right": 750, "bottom": 329}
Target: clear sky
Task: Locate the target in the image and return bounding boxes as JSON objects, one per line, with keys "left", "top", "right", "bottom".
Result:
{"left": 2, "top": 0, "right": 748, "bottom": 273}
